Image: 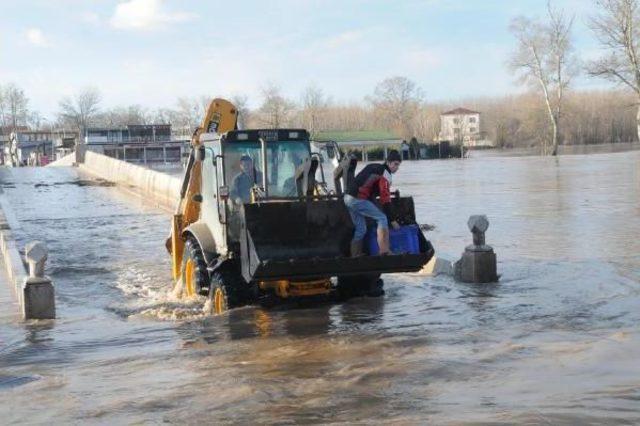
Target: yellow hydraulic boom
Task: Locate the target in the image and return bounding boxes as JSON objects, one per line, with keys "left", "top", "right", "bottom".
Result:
{"left": 167, "top": 98, "right": 238, "bottom": 281}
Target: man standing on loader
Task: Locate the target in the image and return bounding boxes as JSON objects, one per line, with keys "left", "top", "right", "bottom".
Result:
{"left": 344, "top": 149, "right": 402, "bottom": 256}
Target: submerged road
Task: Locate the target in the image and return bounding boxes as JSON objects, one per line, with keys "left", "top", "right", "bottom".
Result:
{"left": 1, "top": 152, "right": 640, "bottom": 424}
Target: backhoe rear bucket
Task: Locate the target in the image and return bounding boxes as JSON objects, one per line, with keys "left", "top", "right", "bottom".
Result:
{"left": 239, "top": 197, "right": 434, "bottom": 282}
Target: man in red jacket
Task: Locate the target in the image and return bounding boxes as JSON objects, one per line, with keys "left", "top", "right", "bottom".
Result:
{"left": 344, "top": 149, "right": 402, "bottom": 256}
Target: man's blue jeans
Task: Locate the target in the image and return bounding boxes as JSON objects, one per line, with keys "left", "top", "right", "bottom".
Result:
{"left": 344, "top": 194, "right": 388, "bottom": 242}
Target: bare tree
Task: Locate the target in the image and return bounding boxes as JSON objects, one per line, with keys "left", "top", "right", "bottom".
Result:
{"left": 198, "top": 95, "right": 211, "bottom": 119}
{"left": 28, "top": 111, "right": 45, "bottom": 130}
{"left": 231, "top": 94, "right": 250, "bottom": 129}
{"left": 175, "top": 97, "right": 203, "bottom": 132}
{"left": 412, "top": 104, "right": 441, "bottom": 144}
{"left": 97, "top": 105, "right": 149, "bottom": 127}
{"left": 259, "top": 83, "right": 294, "bottom": 129}
{"left": 370, "top": 76, "right": 423, "bottom": 139}
{"left": 58, "top": 87, "right": 101, "bottom": 139}
{"left": 2, "top": 83, "right": 29, "bottom": 130}
{"left": 0, "top": 85, "right": 5, "bottom": 128}
{"left": 301, "top": 85, "right": 329, "bottom": 137}
{"left": 588, "top": 0, "right": 640, "bottom": 141}
{"left": 509, "top": 1, "right": 577, "bottom": 155}
{"left": 152, "top": 108, "right": 178, "bottom": 125}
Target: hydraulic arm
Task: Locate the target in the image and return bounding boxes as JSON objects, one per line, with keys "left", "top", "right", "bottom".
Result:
{"left": 166, "top": 98, "right": 238, "bottom": 281}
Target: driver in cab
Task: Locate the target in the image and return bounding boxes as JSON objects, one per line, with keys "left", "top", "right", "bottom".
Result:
{"left": 230, "top": 155, "right": 262, "bottom": 205}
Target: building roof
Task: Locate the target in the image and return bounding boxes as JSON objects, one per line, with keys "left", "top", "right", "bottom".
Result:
{"left": 86, "top": 124, "right": 171, "bottom": 132}
{"left": 16, "top": 140, "right": 51, "bottom": 149}
{"left": 0, "top": 126, "right": 29, "bottom": 134}
{"left": 14, "top": 133, "right": 53, "bottom": 143}
{"left": 86, "top": 127, "right": 128, "bottom": 132}
{"left": 441, "top": 107, "right": 480, "bottom": 116}
{"left": 128, "top": 124, "right": 171, "bottom": 129}
{"left": 15, "top": 131, "right": 54, "bottom": 136}
{"left": 315, "top": 130, "right": 400, "bottom": 142}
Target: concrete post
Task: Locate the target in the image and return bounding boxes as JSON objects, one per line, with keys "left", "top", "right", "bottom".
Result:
{"left": 454, "top": 215, "right": 498, "bottom": 283}
{"left": 22, "top": 241, "right": 55, "bottom": 319}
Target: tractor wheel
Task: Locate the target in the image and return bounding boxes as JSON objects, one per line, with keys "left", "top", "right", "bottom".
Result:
{"left": 336, "top": 274, "right": 384, "bottom": 300}
{"left": 181, "top": 237, "right": 209, "bottom": 297}
{"left": 206, "top": 269, "right": 254, "bottom": 315}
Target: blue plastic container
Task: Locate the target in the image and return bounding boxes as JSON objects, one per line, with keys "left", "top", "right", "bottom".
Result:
{"left": 365, "top": 224, "right": 420, "bottom": 255}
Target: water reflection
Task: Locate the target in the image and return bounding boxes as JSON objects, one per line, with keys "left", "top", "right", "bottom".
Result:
{"left": 23, "top": 321, "right": 56, "bottom": 346}
{"left": 177, "top": 296, "right": 386, "bottom": 347}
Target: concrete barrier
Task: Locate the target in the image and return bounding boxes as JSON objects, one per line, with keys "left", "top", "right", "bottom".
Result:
{"left": 79, "top": 151, "right": 182, "bottom": 211}
{"left": 46, "top": 152, "right": 76, "bottom": 167}
{"left": 0, "top": 189, "right": 55, "bottom": 320}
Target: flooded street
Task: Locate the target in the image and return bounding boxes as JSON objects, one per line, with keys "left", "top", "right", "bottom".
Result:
{"left": 1, "top": 151, "right": 640, "bottom": 424}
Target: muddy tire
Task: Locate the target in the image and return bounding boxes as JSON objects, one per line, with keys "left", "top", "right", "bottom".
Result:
{"left": 336, "top": 274, "right": 384, "bottom": 300}
{"left": 207, "top": 268, "right": 254, "bottom": 314}
{"left": 181, "top": 238, "right": 209, "bottom": 297}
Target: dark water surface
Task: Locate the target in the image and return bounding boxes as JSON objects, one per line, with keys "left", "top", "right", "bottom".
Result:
{"left": 0, "top": 151, "right": 639, "bottom": 424}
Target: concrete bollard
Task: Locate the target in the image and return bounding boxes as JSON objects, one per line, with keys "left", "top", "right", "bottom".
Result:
{"left": 22, "top": 241, "right": 55, "bottom": 319}
{"left": 454, "top": 215, "right": 498, "bottom": 283}
{"left": 26, "top": 241, "right": 48, "bottom": 277}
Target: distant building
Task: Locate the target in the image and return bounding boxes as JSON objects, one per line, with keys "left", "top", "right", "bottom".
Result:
{"left": 439, "top": 108, "right": 494, "bottom": 148}
{"left": 4, "top": 130, "right": 56, "bottom": 166}
{"left": 171, "top": 125, "right": 193, "bottom": 141}
{"left": 315, "top": 130, "right": 403, "bottom": 162}
{"left": 85, "top": 124, "right": 187, "bottom": 164}
{"left": 53, "top": 131, "right": 79, "bottom": 159}
{"left": 0, "top": 126, "right": 28, "bottom": 149}
{"left": 0, "top": 128, "right": 79, "bottom": 166}
{"left": 84, "top": 124, "right": 171, "bottom": 145}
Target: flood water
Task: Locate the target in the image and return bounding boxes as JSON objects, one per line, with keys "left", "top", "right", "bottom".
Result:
{"left": 1, "top": 150, "right": 639, "bottom": 424}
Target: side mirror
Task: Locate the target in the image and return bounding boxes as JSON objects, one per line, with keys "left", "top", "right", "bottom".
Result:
{"left": 195, "top": 146, "right": 206, "bottom": 162}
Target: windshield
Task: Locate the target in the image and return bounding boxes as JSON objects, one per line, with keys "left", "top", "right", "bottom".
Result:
{"left": 224, "top": 140, "right": 311, "bottom": 199}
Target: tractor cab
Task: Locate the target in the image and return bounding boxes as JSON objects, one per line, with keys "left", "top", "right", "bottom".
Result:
{"left": 220, "top": 129, "right": 316, "bottom": 201}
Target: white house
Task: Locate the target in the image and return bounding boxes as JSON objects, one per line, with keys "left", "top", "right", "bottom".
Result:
{"left": 439, "top": 108, "right": 493, "bottom": 147}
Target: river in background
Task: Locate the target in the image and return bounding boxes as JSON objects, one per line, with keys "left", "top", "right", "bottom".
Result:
{"left": 470, "top": 141, "right": 640, "bottom": 158}
{"left": 0, "top": 150, "right": 639, "bottom": 424}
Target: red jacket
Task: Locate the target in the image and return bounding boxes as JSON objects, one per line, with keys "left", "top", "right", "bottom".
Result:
{"left": 346, "top": 163, "right": 395, "bottom": 217}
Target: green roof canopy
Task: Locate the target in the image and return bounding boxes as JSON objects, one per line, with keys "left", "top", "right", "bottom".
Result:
{"left": 315, "top": 130, "right": 400, "bottom": 142}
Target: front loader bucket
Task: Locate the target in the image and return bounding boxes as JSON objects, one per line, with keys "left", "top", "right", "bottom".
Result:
{"left": 240, "top": 199, "right": 352, "bottom": 282}
{"left": 239, "top": 197, "right": 435, "bottom": 282}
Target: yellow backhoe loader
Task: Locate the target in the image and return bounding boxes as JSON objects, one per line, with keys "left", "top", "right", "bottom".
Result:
{"left": 167, "top": 98, "right": 434, "bottom": 314}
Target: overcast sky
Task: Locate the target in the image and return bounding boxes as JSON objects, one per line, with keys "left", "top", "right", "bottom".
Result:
{"left": 0, "top": 0, "right": 615, "bottom": 117}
